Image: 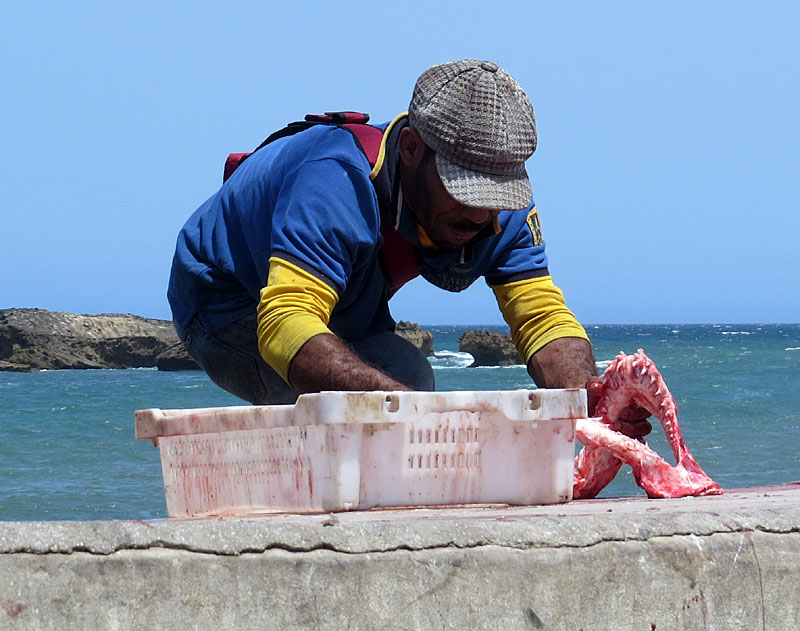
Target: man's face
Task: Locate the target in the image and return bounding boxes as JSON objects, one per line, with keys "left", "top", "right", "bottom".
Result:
{"left": 407, "top": 150, "right": 499, "bottom": 251}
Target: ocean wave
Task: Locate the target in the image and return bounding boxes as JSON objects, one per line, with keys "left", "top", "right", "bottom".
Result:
{"left": 433, "top": 350, "right": 473, "bottom": 360}
{"left": 430, "top": 359, "right": 473, "bottom": 367}
{"left": 433, "top": 363, "right": 527, "bottom": 371}
{"left": 430, "top": 350, "right": 474, "bottom": 369}
{"left": 786, "top": 347, "right": 800, "bottom": 351}
{"left": 721, "top": 331, "right": 752, "bottom": 335}
{"left": 429, "top": 351, "right": 527, "bottom": 370}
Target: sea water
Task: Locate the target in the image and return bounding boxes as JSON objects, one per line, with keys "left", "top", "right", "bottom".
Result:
{"left": 1, "top": 324, "right": 798, "bottom": 521}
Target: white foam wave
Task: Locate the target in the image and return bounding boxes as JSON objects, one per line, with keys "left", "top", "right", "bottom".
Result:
{"left": 430, "top": 350, "right": 474, "bottom": 369}
{"left": 431, "top": 362, "right": 474, "bottom": 370}
{"left": 429, "top": 349, "right": 528, "bottom": 370}
{"left": 786, "top": 347, "right": 800, "bottom": 351}
{"left": 431, "top": 365, "right": 529, "bottom": 371}
{"left": 721, "top": 331, "right": 752, "bottom": 335}
{"left": 433, "top": 350, "right": 473, "bottom": 360}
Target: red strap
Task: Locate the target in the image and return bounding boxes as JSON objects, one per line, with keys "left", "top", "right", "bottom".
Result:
{"left": 346, "top": 123, "right": 420, "bottom": 295}
{"left": 343, "top": 123, "right": 383, "bottom": 166}
{"left": 305, "top": 112, "right": 371, "bottom": 125}
{"left": 346, "top": 124, "right": 420, "bottom": 295}
{"left": 223, "top": 153, "right": 251, "bottom": 182}
{"left": 380, "top": 220, "right": 419, "bottom": 297}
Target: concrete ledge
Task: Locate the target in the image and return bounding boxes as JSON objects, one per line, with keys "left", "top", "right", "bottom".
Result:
{"left": 2, "top": 484, "right": 799, "bottom": 630}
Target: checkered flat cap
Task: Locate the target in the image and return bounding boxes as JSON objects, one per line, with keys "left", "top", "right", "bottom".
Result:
{"left": 408, "top": 59, "right": 537, "bottom": 211}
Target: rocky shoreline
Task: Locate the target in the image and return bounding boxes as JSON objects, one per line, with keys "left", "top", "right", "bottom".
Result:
{"left": 0, "top": 309, "right": 517, "bottom": 372}
{"left": 0, "top": 308, "right": 197, "bottom": 372}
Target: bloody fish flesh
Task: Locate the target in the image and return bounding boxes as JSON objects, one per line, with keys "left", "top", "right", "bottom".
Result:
{"left": 573, "top": 349, "right": 722, "bottom": 499}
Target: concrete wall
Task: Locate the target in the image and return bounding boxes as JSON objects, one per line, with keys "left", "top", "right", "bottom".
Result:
{"left": 2, "top": 486, "right": 799, "bottom": 630}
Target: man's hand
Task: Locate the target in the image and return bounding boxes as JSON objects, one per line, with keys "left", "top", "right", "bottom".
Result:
{"left": 586, "top": 376, "right": 653, "bottom": 439}
{"left": 288, "top": 333, "right": 412, "bottom": 393}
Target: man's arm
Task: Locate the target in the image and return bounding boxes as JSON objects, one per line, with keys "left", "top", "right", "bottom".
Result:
{"left": 527, "top": 336, "right": 596, "bottom": 389}
{"left": 287, "top": 333, "right": 411, "bottom": 392}
{"left": 492, "top": 272, "right": 650, "bottom": 433}
{"left": 492, "top": 276, "right": 594, "bottom": 387}
{"left": 258, "top": 258, "right": 412, "bottom": 393}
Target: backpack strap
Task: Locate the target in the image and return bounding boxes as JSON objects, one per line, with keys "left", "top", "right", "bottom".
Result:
{"left": 223, "top": 112, "right": 380, "bottom": 181}
{"left": 336, "top": 118, "right": 419, "bottom": 297}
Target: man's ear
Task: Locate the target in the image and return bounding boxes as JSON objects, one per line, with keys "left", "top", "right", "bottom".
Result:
{"left": 398, "top": 127, "right": 426, "bottom": 168}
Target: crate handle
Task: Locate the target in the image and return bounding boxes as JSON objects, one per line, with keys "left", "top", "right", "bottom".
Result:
{"left": 384, "top": 394, "right": 400, "bottom": 413}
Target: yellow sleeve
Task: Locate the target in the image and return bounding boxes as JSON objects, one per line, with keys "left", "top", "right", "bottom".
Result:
{"left": 257, "top": 257, "right": 339, "bottom": 382}
{"left": 492, "top": 276, "right": 589, "bottom": 364}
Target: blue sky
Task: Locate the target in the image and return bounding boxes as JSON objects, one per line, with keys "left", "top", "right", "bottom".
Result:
{"left": 3, "top": 2, "right": 798, "bottom": 325}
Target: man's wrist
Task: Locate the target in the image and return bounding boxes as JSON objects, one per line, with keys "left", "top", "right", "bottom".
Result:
{"left": 527, "top": 337, "right": 596, "bottom": 389}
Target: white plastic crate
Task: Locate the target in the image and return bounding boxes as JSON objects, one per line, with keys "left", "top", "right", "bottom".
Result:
{"left": 135, "top": 389, "right": 586, "bottom": 517}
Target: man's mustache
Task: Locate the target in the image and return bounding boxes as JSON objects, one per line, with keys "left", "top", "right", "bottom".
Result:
{"left": 451, "top": 220, "right": 488, "bottom": 233}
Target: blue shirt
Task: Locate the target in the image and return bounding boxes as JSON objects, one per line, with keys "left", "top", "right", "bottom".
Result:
{"left": 168, "top": 119, "right": 549, "bottom": 339}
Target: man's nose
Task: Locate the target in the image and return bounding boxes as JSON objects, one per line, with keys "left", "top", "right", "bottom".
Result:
{"left": 462, "top": 206, "right": 496, "bottom": 224}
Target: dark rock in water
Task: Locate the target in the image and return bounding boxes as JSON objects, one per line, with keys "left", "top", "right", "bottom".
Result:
{"left": 156, "top": 343, "right": 200, "bottom": 371}
{"left": 458, "top": 329, "right": 522, "bottom": 367}
{"left": 395, "top": 321, "right": 435, "bottom": 356}
{"left": 0, "top": 308, "right": 193, "bottom": 371}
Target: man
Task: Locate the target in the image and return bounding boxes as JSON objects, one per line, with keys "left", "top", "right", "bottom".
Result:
{"left": 167, "top": 59, "right": 650, "bottom": 435}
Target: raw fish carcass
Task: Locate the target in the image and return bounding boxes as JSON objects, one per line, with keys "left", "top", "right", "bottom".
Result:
{"left": 573, "top": 349, "right": 722, "bottom": 499}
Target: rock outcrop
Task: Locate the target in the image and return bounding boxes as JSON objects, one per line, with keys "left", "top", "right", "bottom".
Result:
{"left": 395, "top": 321, "right": 435, "bottom": 356}
{"left": 394, "top": 320, "right": 433, "bottom": 357}
{"left": 0, "top": 308, "right": 198, "bottom": 372}
{"left": 458, "top": 329, "right": 522, "bottom": 367}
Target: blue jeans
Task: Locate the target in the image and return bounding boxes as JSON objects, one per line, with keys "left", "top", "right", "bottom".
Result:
{"left": 176, "top": 314, "right": 434, "bottom": 404}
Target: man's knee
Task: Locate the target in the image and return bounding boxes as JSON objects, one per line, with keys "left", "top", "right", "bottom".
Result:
{"left": 177, "top": 315, "right": 299, "bottom": 405}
